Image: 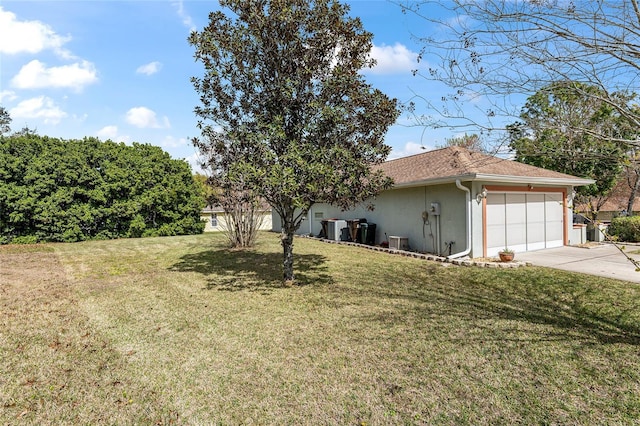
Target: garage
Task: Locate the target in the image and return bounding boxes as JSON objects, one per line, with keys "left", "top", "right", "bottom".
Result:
{"left": 485, "top": 191, "right": 565, "bottom": 257}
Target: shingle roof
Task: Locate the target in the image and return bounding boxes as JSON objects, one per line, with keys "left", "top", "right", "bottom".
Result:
{"left": 376, "top": 146, "right": 593, "bottom": 187}
{"left": 576, "top": 178, "right": 640, "bottom": 213}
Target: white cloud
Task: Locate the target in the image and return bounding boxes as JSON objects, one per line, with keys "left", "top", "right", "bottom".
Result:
{"left": 161, "top": 135, "right": 188, "bottom": 148}
{"left": 125, "top": 106, "right": 170, "bottom": 129}
{"left": 184, "top": 152, "right": 207, "bottom": 174}
{"left": 71, "top": 112, "right": 88, "bottom": 122}
{"left": 389, "top": 141, "right": 427, "bottom": 159}
{"left": 96, "top": 125, "right": 130, "bottom": 143}
{"left": 172, "top": 1, "right": 196, "bottom": 32}
{"left": 0, "top": 90, "right": 17, "bottom": 103}
{"left": 367, "top": 43, "right": 419, "bottom": 75}
{"left": 0, "top": 7, "right": 72, "bottom": 57}
{"left": 11, "top": 60, "right": 98, "bottom": 91}
{"left": 9, "top": 96, "right": 67, "bottom": 125}
{"left": 136, "top": 61, "right": 162, "bottom": 76}
{"left": 96, "top": 125, "right": 118, "bottom": 139}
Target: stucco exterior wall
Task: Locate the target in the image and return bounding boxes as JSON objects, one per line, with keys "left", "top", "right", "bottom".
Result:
{"left": 202, "top": 211, "right": 273, "bottom": 233}
{"left": 272, "top": 181, "right": 579, "bottom": 258}
{"left": 272, "top": 183, "right": 470, "bottom": 256}
{"left": 470, "top": 181, "right": 485, "bottom": 258}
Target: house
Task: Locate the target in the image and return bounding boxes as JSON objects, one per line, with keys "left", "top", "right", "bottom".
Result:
{"left": 271, "top": 146, "right": 594, "bottom": 258}
{"left": 574, "top": 178, "right": 640, "bottom": 221}
{"left": 202, "top": 203, "right": 272, "bottom": 232}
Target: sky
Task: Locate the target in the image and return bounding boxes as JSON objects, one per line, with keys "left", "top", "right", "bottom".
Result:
{"left": 0, "top": 0, "right": 478, "bottom": 171}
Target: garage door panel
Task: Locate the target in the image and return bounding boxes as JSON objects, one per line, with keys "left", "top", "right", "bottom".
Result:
{"left": 526, "top": 194, "right": 545, "bottom": 246}
{"left": 505, "top": 194, "right": 527, "bottom": 247}
{"left": 486, "top": 194, "right": 506, "bottom": 251}
{"left": 545, "top": 193, "right": 564, "bottom": 247}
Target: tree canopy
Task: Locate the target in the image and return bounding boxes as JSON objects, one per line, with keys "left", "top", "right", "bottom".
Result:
{"left": 0, "top": 106, "right": 11, "bottom": 136}
{"left": 508, "top": 82, "right": 630, "bottom": 218}
{"left": 0, "top": 134, "right": 205, "bottom": 244}
{"left": 189, "top": 0, "right": 399, "bottom": 282}
{"left": 436, "top": 133, "right": 485, "bottom": 153}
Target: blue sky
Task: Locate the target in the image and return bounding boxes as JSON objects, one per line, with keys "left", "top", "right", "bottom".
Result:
{"left": 0, "top": 1, "right": 477, "bottom": 170}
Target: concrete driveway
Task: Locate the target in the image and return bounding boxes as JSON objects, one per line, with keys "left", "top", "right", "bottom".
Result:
{"left": 517, "top": 244, "right": 640, "bottom": 283}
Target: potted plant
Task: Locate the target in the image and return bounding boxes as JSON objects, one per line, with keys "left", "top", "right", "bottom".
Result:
{"left": 498, "top": 248, "right": 515, "bottom": 262}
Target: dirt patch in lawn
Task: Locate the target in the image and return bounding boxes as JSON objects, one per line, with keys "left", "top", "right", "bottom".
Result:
{"left": 0, "top": 246, "right": 153, "bottom": 424}
{"left": 1, "top": 246, "right": 69, "bottom": 313}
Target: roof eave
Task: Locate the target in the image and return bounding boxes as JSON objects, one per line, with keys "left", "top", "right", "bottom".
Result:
{"left": 390, "top": 173, "right": 595, "bottom": 189}
{"left": 390, "top": 174, "right": 477, "bottom": 189}
{"left": 475, "top": 174, "right": 595, "bottom": 186}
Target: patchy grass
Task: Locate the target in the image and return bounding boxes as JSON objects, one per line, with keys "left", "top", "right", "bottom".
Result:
{"left": 1, "top": 232, "right": 640, "bottom": 424}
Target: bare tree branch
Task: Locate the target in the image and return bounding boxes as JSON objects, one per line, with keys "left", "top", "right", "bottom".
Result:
{"left": 398, "top": 0, "right": 640, "bottom": 149}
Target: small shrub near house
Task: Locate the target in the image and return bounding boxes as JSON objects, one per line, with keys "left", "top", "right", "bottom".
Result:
{"left": 607, "top": 216, "right": 640, "bottom": 242}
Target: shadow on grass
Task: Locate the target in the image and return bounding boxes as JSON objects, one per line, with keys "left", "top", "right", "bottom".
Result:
{"left": 363, "top": 267, "right": 640, "bottom": 346}
{"left": 169, "top": 248, "right": 333, "bottom": 292}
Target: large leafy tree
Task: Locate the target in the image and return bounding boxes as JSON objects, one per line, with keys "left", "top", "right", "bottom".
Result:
{"left": 189, "top": 0, "right": 399, "bottom": 282}
{"left": 508, "top": 82, "right": 630, "bottom": 219}
{"left": 0, "top": 134, "right": 205, "bottom": 243}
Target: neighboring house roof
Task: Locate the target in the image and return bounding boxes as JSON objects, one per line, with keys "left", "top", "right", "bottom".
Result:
{"left": 376, "top": 146, "right": 594, "bottom": 188}
{"left": 575, "top": 178, "right": 640, "bottom": 213}
{"left": 202, "top": 205, "right": 225, "bottom": 214}
{"left": 202, "top": 201, "right": 272, "bottom": 214}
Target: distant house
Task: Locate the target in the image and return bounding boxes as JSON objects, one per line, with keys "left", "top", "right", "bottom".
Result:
{"left": 202, "top": 203, "right": 272, "bottom": 232}
{"left": 271, "top": 147, "right": 593, "bottom": 258}
{"left": 574, "top": 178, "right": 640, "bottom": 221}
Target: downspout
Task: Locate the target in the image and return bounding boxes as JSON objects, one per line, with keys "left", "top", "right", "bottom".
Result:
{"left": 448, "top": 179, "right": 472, "bottom": 259}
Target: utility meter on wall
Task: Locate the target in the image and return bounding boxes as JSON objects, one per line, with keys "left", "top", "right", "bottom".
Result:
{"left": 430, "top": 202, "right": 441, "bottom": 216}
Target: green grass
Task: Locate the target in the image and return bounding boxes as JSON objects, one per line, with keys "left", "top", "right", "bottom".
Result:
{"left": 2, "top": 232, "right": 640, "bottom": 424}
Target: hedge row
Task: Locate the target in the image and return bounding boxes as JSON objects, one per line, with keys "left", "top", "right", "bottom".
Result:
{"left": 0, "top": 134, "right": 205, "bottom": 244}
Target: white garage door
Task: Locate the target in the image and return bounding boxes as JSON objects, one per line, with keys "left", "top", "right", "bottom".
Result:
{"left": 486, "top": 192, "right": 564, "bottom": 257}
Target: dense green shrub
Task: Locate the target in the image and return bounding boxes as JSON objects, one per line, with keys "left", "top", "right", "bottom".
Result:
{"left": 0, "top": 134, "right": 205, "bottom": 244}
{"left": 607, "top": 216, "right": 640, "bottom": 242}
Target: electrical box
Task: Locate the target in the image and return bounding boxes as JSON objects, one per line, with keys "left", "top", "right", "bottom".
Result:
{"left": 430, "top": 202, "right": 441, "bottom": 216}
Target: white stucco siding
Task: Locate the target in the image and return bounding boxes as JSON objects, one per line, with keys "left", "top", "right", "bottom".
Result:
{"left": 202, "top": 211, "right": 272, "bottom": 232}
{"left": 270, "top": 182, "right": 579, "bottom": 259}
{"left": 272, "top": 183, "right": 470, "bottom": 256}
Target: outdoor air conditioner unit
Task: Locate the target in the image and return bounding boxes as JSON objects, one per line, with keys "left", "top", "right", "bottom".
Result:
{"left": 326, "top": 219, "right": 347, "bottom": 241}
{"left": 388, "top": 236, "right": 409, "bottom": 251}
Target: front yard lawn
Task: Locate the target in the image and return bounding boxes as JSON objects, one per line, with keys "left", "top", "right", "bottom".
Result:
{"left": 1, "top": 232, "right": 639, "bottom": 424}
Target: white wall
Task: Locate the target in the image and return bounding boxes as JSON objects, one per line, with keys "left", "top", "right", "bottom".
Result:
{"left": 272, "top": 182, "right": 579, "bottom": 258}
{"left": 202, "top": 211, "right": 273, "bottom": 233}
{"left": 272, "top": 183, "right": 470, "bottom": 256}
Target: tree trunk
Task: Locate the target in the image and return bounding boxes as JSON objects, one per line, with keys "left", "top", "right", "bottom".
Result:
{"left": 281, "top": 228, "right": 295, "bottom": 283}
{"left": 627, "top": 172, "right": 640, "bottom": 215}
